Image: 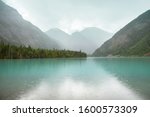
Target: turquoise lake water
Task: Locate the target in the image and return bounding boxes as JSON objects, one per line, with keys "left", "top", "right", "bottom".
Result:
{"left": 0, "top": 57, "right": 150, "bottom": 100}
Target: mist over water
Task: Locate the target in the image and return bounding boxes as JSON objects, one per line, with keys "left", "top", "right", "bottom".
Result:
{"left": 0, "top": 57, "right": 150, "bottom": 100}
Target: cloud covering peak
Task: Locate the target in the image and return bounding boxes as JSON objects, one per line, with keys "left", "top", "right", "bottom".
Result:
{"left": 2, "top": 0, "right": 150, "bottom": 33}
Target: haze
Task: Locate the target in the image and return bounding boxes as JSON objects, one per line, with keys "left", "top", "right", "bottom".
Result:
{"left": 2, "top": 0, "right": 150, "bottom": 34}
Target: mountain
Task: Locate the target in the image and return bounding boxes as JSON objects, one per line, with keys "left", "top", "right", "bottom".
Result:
{"left": 46, "top": 28, "right": 72, "bottom": 49}
{"left": 71, "top": 31, "right": 97, "bottom": 54}
{"left": 76, "top": 27, "right": 112, "bottom": 46}
{"left": 72, "top": 27, "right": 113, "bottom": 54}
{"left": 93, "top": 10, "right": 150, "bottom": 56}
{"left": 46, "top": 27, "right": 112, "bottom": 54}
{"left": 0, "top": 0, "right": 58, "bottom": 49}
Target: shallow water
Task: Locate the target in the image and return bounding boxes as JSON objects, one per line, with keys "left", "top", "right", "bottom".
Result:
{"left": 0, "top": 57, "right": 150, "bottom": 100}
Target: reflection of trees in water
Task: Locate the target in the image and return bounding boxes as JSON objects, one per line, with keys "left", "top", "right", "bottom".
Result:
{"left": 94, "top": 58, "right": 150, "bottom": 99}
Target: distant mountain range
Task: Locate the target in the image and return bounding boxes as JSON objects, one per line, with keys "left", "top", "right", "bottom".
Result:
{"left": 46, "top": 28, "right": 72, "bottom": 50}
{"left": 93, "top": 10, "right": 150, "bottom": 56}
{"left": 2, "top": 0, "right": 149, "bottom": 57}
{"left": 0, "top": 0, "right": 58, "bottom": 49}
{"left": 46, "top": 27, "right": 112, "bottom": 54}
{"left": 0, "top": 0, "right": 112, "bottom": 54}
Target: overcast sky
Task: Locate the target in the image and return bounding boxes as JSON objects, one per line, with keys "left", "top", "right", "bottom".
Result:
{"left": 2, "top": 0, "right": 150, "bottom": 34}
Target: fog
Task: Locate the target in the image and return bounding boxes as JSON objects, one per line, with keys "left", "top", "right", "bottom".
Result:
{"left": 2, "top": 0, "right": 150, "bottom": 34}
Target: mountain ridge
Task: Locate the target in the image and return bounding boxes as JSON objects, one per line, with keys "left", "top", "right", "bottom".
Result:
{"left": 0, "top": 0, "right": 59, "bottom": 49}
{"left": 46, "top": 27, "right": 113, "bottom": 54}
{"left": 93, "top": 10, "right": 150, "bottom": 56}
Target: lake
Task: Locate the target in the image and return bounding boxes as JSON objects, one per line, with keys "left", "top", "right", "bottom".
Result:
{"left": 0, "top": 57, "right": 150, "bottom": 100}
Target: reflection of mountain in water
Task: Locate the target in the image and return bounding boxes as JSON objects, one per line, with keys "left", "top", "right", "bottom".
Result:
{"left": 94, "top": 57, "right": 150, "bottom": 99}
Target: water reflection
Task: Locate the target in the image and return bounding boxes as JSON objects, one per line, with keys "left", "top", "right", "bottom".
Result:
{"left": 93, "top": 57, "right": 150, "bottom": 99}
{"left": 0, "top": 58, "right": 149, "bottom": 99}
{"left": 19, "top": 77, "right": 141, "bottom": 100}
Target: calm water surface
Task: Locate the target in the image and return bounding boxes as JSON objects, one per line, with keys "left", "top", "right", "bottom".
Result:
{"left": 0, "top": 57, "right": 150, "bottom": 100}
